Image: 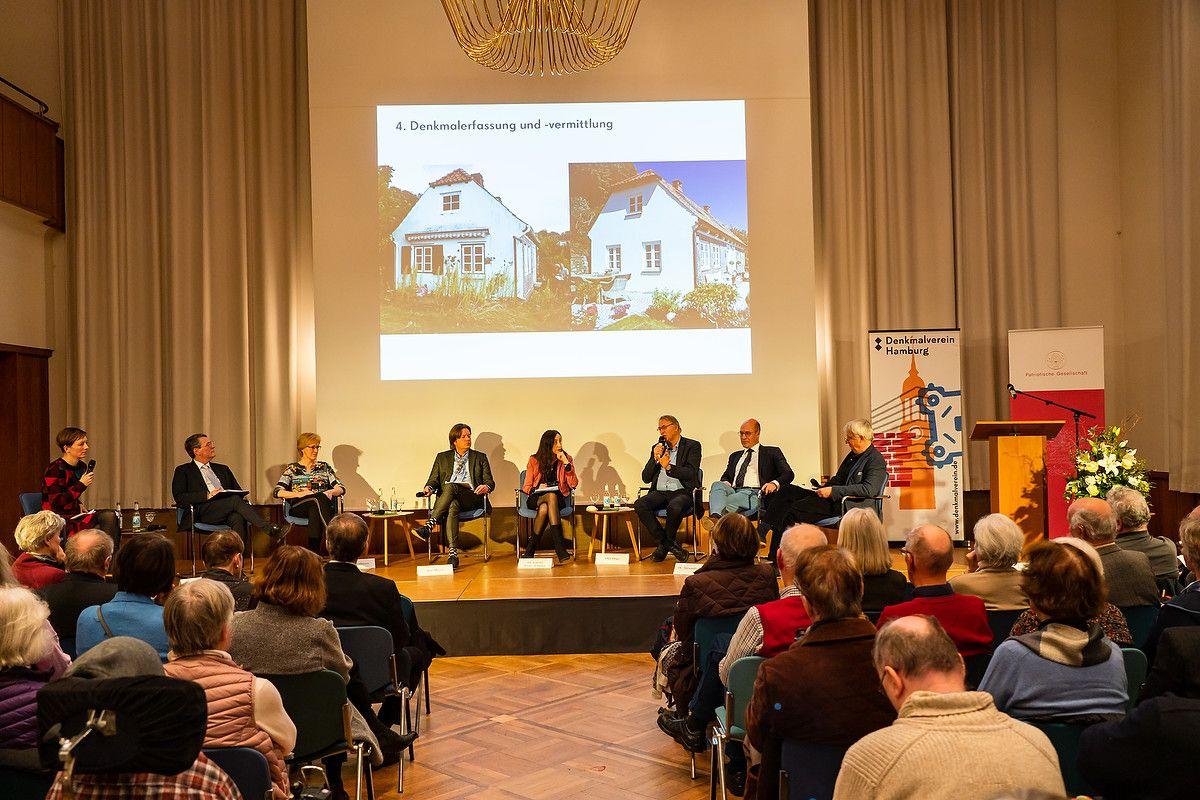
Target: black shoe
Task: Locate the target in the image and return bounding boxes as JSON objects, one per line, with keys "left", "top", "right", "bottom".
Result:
{"left": 522, "top": 537, "right": 538, "bottom": 559}
{"left": 267, "top": 523, "right": 291, "bottom": 541}
{"left": 726, "top": 765, "right": 746, "bottom": 797}
{"left": 650, "top": 547, "right": 670, "bottom": 562}
{"left": 410, "top": 523, "right": 431, "bottom": 543}
{"left": 448, "top": 553, "right": 459, "bottom": 570}
{"left": 669, "top": 545, "right": 690, "bottom": 563}
{"left": 657, "top": 713, "right": 707, "bottom": 753}
{"left": 554, "top": 546, "right": 571, "bottom": 564}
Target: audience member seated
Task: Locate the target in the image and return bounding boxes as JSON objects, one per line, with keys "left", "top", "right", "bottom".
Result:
{"left": 1008, "top": 537, "right": 1134, "bottom": 646}
{"left": 42, "top": 426, "right": 122, "bottom": 546}
{"left": 1077, "top": 693, "right": 1200, "bottom": 800}
{"left": 75, "top": 532, "right": 175, "bottom": 660}
{"left": 660, "top": 514, "right": 778, "bottom": 715}
{"left": 744, "top": 545, "right": 895, "bottom": 800}
{"left": 659, "top": 524, "right": 824, "bottom": 794}
{"left": 0, "top": 543, "right": 71, "bottom": 677}
{"left": 979, "top": 539, "right": 1128, "bottom": 721}
{"left": 1143, "top": 515, "right": 1200, "bottom": 663}
{"left": 0, "top": 587, "right": 59, "bottom": 752}
{"left": 320, "top": 513, "right": 442, "bottom": 698}
{"left": 1108, "top": 485, "right": 1180, "bottom": 584}
{"left": 44, "top": 635, "right": 239, "bottom": 800}
{"left": 227, "top": 545, "right": 399, "bottom": 783}
{"left": 1070, "top": 497, "right": 1159, "bottom": 607}
{"left": 838, "top": 508, "right": 908, "bottom": 615}
{"left": 197, "top": 530, "right": 256, "bottom": 611}
{"left": 163, "top": 578, "right": 296, "bottom": 799}
{"left": 833, "top": 615, "right": 1064, "bottom": 800}
{"left": 1140, "top": 627, "right": 1200, "bottom": 701}
{"left": 37, "top": 529, "right": 117, "bottom": 652}
{"left": 950, "top": 514, "right": 1029, "bottom": 611}
{"left": 12, "top": 510, "right": 67, "bottom": 589}
{"left": 876, "top": 525, "right": 992, "bottom": 657}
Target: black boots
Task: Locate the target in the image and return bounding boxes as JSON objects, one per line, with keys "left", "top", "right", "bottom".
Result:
{"left": 522, "top": 531, "right": 539, "bottom": 558}
{"left": 549, "top": 523, "right": 571, "bottom": 563}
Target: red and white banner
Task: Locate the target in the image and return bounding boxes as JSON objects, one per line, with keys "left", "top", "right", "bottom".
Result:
{"left": 1007, "top": 326, "right": 1105, "bottom": 538}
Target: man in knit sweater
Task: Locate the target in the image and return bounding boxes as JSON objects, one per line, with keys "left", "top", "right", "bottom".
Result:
{"left": 876, "top": 525, "right": 992, "bottom": 657}
{"left": 834, "top": 615, "right": 1065, "bottom": 800}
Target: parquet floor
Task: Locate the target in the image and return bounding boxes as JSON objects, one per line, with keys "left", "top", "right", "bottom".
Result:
{"left": 359, "top": 653, "right": 712, "bottom": 799}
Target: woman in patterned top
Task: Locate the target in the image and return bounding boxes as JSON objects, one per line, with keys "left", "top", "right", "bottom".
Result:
{"left": 273, "top": 433, "right": 344, "bottom": 552}
{"left": 43, "top": 427, "right": 122, "bottom": 547}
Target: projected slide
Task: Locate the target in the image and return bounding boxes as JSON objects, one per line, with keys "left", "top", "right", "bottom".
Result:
{"left": 377, "top": 100, "right": 748, "bottom": 380}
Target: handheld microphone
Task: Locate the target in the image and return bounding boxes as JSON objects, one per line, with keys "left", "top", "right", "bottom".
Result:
{"left": 654, "top": 435, "right": 667, "bottom": 459}
{"left": 1007, "top": 383, "right": 1017, "bottom": 399}
{"left": 809, "top": 478, "right": 821, "bottom": 489}
{"left": 85, "top": 459, "right": 96, "bottom": 474}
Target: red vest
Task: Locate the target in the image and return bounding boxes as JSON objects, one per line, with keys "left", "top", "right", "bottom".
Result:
{"left": 755, "top": 595, "right": 813, "bottom": 657}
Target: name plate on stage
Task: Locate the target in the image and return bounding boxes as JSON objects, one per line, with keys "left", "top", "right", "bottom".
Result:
{"left": 517, "top": 557, "right": 553, "bottom": 570}
{"left": 673, "top": 562, "right": 703, "bottom": 576}
{"left": 417, "top": 564, "right": 455, "bottom": 577}
{"left": 595, "top": 552, "right": 630, "bottom": 565}
{"left": 356, "top": 558, "right": 377, "bottom": 571}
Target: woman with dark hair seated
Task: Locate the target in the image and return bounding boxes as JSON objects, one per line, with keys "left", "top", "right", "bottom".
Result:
{"left": 43, "top": 426, "right": 122, "bottom": 548}
{"left": 979, "top": 537, "right": 1128, "bottom": 721}
{"left": 520, "top": 429, "right": 578, "bottom": 563}
{"left": 75, "top": 532, "right": 176, "bottom": 661}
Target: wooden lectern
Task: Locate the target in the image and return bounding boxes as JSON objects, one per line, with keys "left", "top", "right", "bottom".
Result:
{"left": 970, "top": 420, "right": 1064, "bottom": 549}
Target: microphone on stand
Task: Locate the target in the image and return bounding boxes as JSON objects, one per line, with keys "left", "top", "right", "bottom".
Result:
{"left": 1006, "top": 383, "right": 1017, "bottom": 399}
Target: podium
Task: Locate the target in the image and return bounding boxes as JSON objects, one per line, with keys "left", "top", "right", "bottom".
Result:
{"left": 970, "top": 420, "right": 1064, "bottom": 549}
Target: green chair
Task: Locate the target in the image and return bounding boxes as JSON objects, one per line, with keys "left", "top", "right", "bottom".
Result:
{"left": 261, "top": 670, "right": 374, "bottom": 800}
{"left": 398, "top": 594, "right": 432, "bottom": 726}
{"left": 1119, "top": 604, "right": 1160, "bottom": 650}
{"left": 684, "top": 615, "right": 744, "bottom": 779}
{"left": 1121, "top": 647, "right": 1148, "bottom": 710}
{"left": 1029, "top": 721, "right": 1093, "bottom": 797}
{"left": 712, "top": 655, "right": 763, "bottom": 800}
{"left": 337, "top": 626, "right": 414, "bottom": 791}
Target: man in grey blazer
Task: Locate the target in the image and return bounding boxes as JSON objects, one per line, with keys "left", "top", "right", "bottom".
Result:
{"left": 412, "top": 422, "right": 495, "bottom": 569}
{"left": 1069, "top": 497, "right": 1160, "bottom": 607}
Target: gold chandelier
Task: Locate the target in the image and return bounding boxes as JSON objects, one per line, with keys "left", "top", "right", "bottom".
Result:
{"left": 441, "top": 0, "right": 641, "bottom": 77}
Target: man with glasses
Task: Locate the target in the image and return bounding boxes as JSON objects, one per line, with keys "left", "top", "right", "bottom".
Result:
{"left": 704, "top": 418, "right": 794, "bottom": 534}
{"left": 171, "top": 433, "right": 289, "bottom": 544}
{"left": 634, "top": 415, "right": 702, "bottom": 562}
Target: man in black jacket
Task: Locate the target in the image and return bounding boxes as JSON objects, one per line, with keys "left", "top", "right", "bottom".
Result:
{"left": 705, "top": 417, "right": 794, "bottom": 530}
{"left": 634, "top": 414, "right": 702, "bottom": 563}
{"left": 411, "top": 423, "right": 495, "bottom": 570}
{"left": 171, "top": 433, "right": 287, "bottom": 541}
{"left": 36, "top": 529, "right": 116, "bottom": 655}
{"left": 197, "top": 530, "right": 256, "bottom": 611}
{"left": 1078, "top": 694, "right": 1200, "bottom": 800}
{"left": 320, "top": 514, "right": 442, "bottom": 701}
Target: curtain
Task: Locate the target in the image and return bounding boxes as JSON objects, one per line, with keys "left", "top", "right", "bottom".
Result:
{"left": 1163, "top": 0, "right": 1200, "bottom": 490}
{"left": 61, "top": 0, "right": 312, "bottom": 507}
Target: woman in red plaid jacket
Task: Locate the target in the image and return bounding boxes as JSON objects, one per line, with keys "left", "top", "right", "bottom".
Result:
{"left": 43, "top": 427, "right": 121, "bottom": 548}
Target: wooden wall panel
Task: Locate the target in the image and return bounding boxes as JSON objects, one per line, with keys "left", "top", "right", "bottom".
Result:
{"left": 0, "top": 344, "right": 51, "bottom": 554}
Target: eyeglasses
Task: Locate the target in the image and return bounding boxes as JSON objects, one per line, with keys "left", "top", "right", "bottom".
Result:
{"left": 657, "top": 424, "right": 675, "bottom": 432}
{"left": 738, "top": 431, "right": 755, "bottom": 437}
{"left": 305, "top": 445, "right": 321, "bottom": 451}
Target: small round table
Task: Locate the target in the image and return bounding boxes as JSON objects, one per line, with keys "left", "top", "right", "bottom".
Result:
{"left": 586, "top": 505, "right": 640, "bottom": 561}
{"left": 364, "top": 509, "right": 423, "bottom": 565}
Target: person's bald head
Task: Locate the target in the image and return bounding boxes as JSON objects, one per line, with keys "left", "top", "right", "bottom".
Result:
{"left": 903, "top": 524, "right": 954, "bottom": 583}
{"left": 778, "top": 523, "right": 827, "bottom": 584}
{"left": 65, "top": 529, "right": 113, "bottom": 576}
{"left": 1067, "top": 498, "right": 1118, "bottom": 544}
{"left": 738, "top": 418, "right": 761, "bottom": 448}
{"left": 874, "top": 615, "right": 965, "bottom": 710}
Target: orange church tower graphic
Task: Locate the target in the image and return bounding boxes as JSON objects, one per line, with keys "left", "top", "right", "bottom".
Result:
{"left": 873, "top": 357, "right": 936, "bottom": 510}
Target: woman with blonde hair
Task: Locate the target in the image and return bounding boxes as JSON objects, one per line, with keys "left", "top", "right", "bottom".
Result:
{"left": 950, "top": 513, "right": 1029, "bottom": 610}
{"left": 838, "top": 507, "right": 907, "bottom": 615}
{"left": 273, "top": 432, "right": 344, "bottom": 552}
{"left": 0, "top": 586, "right": 59, "bottom": 750}
{"left": 12, "top": 510, "right": 67, "bottom": 589}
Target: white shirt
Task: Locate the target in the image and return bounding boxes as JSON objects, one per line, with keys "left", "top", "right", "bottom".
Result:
{"left": 733, "top": 444, "right": 761, "bottom": 488}
{"left": 194, "top": 459, "right": 223, "bottom": 492}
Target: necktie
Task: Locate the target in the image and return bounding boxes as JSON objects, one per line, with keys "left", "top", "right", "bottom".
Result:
{"left": 734, "top": 449, "right": 752, "bottom": 488}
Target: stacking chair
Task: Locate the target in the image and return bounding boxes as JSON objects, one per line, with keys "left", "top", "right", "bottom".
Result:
{"left": 337, "top": 625, "right": 414, "bottom": 790}
{"left": 262, "top": 670, "right": 374, "bottom": 800}
{"left": 1029, "top": 721, "right": 1093, "bottom": 796}
{"left": 398, "top": 594, "right": 432, "bottom": 729}
{"left": 813, "top": 475, "right": 890, "bottom": 530}
{"left": 514, "top": 469, "right": 576, "bottom": 558}
{"left": 777, "top": 740, "right": 848, "bottom": 800}
{"left": 638, "top": 468, "right": 704, "bottom": 559}
{"left": 1118, "top": 604, "right": 1160, "bottom": 650}
{"left": 711, "top": 655, "right": 763, "bottom": 800}
{"left": 986, "top": 609, "right": 1025, "bottom": 648}
{"left": 203, "top": 747, "right": 271, "bottom": 800}
{"left": 283, "top": 495, "right": 345, "bottom": 533}
{"left": 1121, "top": 646, "right": 1148, "bottom": 709}
{"left": 684, "top": 614, "right": 744, "bottom": 779}
{"left": 421, "top": 489, "right": 492, "bottom": 563}
{"left": 176, "top": 505, "right": 243, "bottom": 577}
{"left": 19, "top": 491, "right": 42, "bottom": 516}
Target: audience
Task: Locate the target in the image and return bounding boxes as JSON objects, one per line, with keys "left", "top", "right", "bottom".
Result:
{"left": 950, "top": 514, "right": 1028, "bottom": 611}
{"left": 1078, "top": 693, "right": 1200, "bottom": 800}
{"left": 838, "top": 508, "right": 908, "bottom": 615}
{"left": 661, "top": 514, "right": 778, "bottom": 714}
{"left": 12, "top": 510, "right": 68, "bottom": 589}
{"left": 1069, "top": 497, "right": 1159, "bottom": 607}
{"left": 1008, "top": 537, "right": 1133, "bottom": 646}
{"left": 75, "top": 532, "right": 175, "bottom": 660}
{"left": 0, "top": 543, "right": 72, "bottom": 677}
{"left": 1108, "top": 485, "right": 1180, "bottom": 584}
{"left": 744, "top": 545, "right": 895, "bottom": 800}
{"left": 979, "top": 539, "right": 1127, "bottom": 721}
{"left": 197, "top": 530, "right": 256, "bottom": 611}
{"left": 37, "top": 529, "right": 117, "bottom": 654}
{"left": 876, "top": 525, "right": 992, "bottom": 657}
{"left": 1142, "top": 515, "right": 1200, "bottom": 663}
{"left": 163, "top": 579, "right": 296, "bottom": 799}
{"left": 833, "top": 615, "right": 1064, "bottom": 799}
{"left": 1140, "top": 627, "right": 1200, "bottom": 701}
{"left": 0, "top": 586, "right": 59, "bottom": 751}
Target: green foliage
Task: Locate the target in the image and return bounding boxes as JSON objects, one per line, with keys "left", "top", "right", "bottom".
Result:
{"left": 681, "top": 282, "right": 746, "bottom": 328}
{"left": 646, "top": 290, "right": 683, "bottom": 321}
{"left": 380, "top": 269, "right": 571, "bottom": 334}
{"left": 377, "top": 166, "right": 419, "bottom": 251}
{"left": 602, "top": 314, "right": 675, "bottom": 331}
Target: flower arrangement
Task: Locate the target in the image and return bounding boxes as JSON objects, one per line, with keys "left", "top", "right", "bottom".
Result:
{"left": 1064, "top": 425, "right": 1151, "bottom": 500}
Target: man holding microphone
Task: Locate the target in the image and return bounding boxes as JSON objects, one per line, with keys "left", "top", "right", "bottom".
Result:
{"left": 634, "top": 415, "right": 702, "bottom": 563}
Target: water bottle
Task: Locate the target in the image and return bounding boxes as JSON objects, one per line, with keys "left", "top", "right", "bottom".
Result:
{"left": 131, "top": 502, "right": 142, "bottom": 531}
{"left": 603, "top": 484, "right": 611, "bottom": 509}
{"left": 115, "top": 502, "right": 123, "bottom": 529}
{"left": 390, "top": 488, "right": 397, "bottom": 511}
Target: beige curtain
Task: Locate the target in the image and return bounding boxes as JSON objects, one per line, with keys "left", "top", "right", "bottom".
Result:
{"left": 61, "top": 0, "right": 312, "bottom": 507}
{"left": 1164, "top": 0, "right": 1200, "bottom": 490}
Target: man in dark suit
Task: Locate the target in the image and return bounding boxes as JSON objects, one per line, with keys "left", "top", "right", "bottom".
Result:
{"left": 1143, "top": 516, "right": 1200, "bottom": 664}
{"left": 704, "top": 417, "right": 794, "bottom": 532}
{"left": 1141, "top": 627, "right": 1200, "bottom": 701}
{"left": 170, "top": 432, "right": 287, "bottom": 542}
{"left": 36, "top": 529, "right": 116, "bottom": 655}
{"left": 634, "top": 414, "right": 702, "bottom": 563}
{"left": 770, "top": 418, "right": 887, "bottom": 531}
{"left": 411, "top": 423, "right": 495, "bottom": 570}
{"left": 321, "top": 514, "right": 442, "bottom": 702}
{"left": 197, "top": 530, "right": 256, "bottom": 611}
{"left": 1078, "top": 693, "right": 1200, "bottom": 800}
